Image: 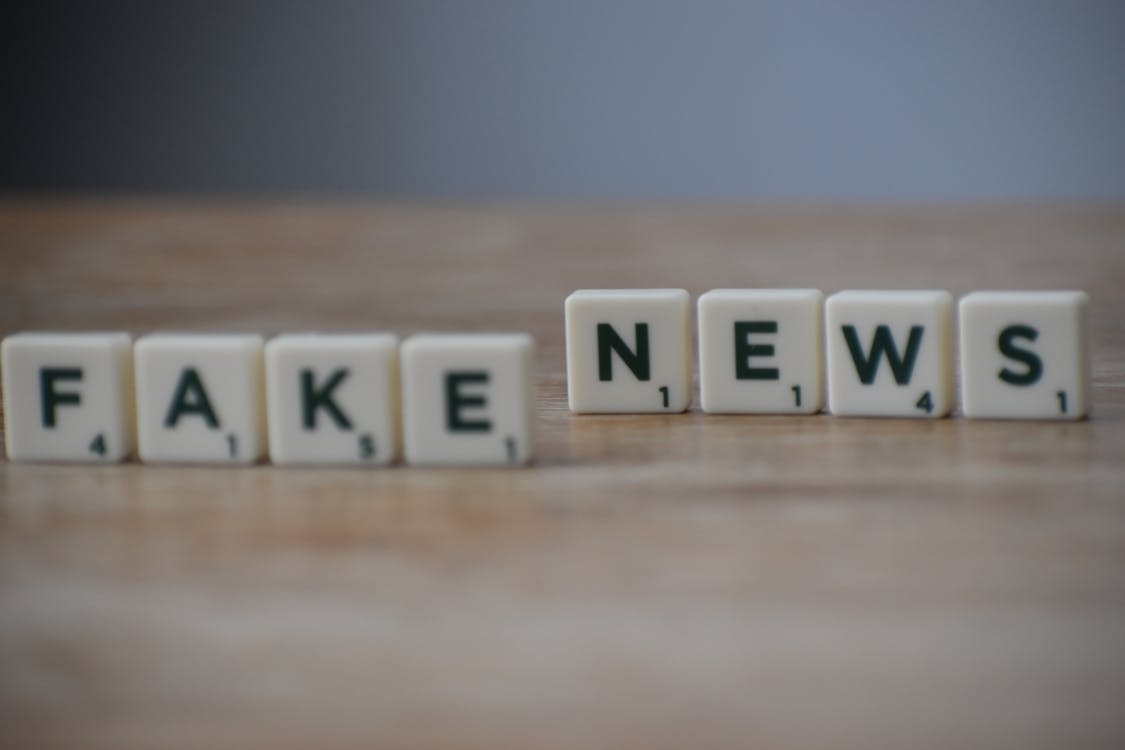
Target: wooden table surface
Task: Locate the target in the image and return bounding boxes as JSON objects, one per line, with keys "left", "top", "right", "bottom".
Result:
{"left": 2, "top": 201, "right": 1124, "bottom": 750}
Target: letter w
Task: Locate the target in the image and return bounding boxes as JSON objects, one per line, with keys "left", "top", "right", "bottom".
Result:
{"left": 842, "top": 325, "right": 923, "bottom": 385}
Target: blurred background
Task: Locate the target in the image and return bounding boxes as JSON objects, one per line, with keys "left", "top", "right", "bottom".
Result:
{"left": 3, "top": 0, "right": 1125, "bottom": 202}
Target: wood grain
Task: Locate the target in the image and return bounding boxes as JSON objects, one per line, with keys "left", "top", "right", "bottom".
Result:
{"left": 1, "top": 200, "right": 1124, "bottom": 750}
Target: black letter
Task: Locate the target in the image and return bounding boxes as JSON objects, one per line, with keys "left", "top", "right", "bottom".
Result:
{"left": 734, "top": 321, "right": 779, "bottom": 380}
{"left": 597, "top": 323, "right": 650, "bottom": 381}
{"left": 39, "top": 367, "right": 82, "bottom": 428}
{"left": 445, "top": 371, "right": 491, "bottom": 432}
{"left": 300, "top": 368, "right": 352, "bottom": 430}
{"left": 164, "top": 368, "right": 220, "bottom": 428}
{"left": 997, "top": 324, "right": 1042, "bottom": 386}
{"left": 842, "top": 325, "right": 924, "bottom": 385}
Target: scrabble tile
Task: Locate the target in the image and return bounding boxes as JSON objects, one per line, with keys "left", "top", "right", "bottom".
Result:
{"left": 135, "top": 334, "right": 266, "bottom": 464}
{"left": 400, "top": 333, "right": 534, "bottom": 466}
{"left": 959, "top": 291, "right": 1090, "bottom": 420}
{"left": 2, "top": 332, "right": 135, "bottom": 462}
{"left": 265, "top": 333, "right": 400, "bottom": 465}
{"left": 565, "top": 289, "right": 691, "bottom": 413}
{"left": 698, "top": 289, "right": 824, "bottom": 414}
{"left": 825, "top": 290, "right": 954, "bottom": 418}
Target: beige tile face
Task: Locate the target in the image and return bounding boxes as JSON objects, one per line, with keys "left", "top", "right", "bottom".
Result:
{"left": 698, "top": 289, "right": 824, "bottom": 414}
{"left": 400, "top": 333, "right": 534, "bottom": 467}
{"left": 826, "top": 291, "right": 954, "bottom": 418}
{"left": 959, "top": 291, "right": 1090, "bottom": 420}
{"left": 135, "top": 334, "right": 266, "bottom": 464}
{"left": 2, "top": 332, "right": 135, "bottom": 462}
{"left": 265, "top": 334, "right": 399, "bottom": 466}
{"left": 565, "top": 289, "right": 691, "bottom": 414}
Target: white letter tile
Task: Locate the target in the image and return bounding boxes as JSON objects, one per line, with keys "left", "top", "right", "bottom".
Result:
{"left": 2, "top": 332, "right": 135, "bottom": 462}
{"left": 135, "top": 333, "right": 266, "bottom": 464}
{"left": 265, "top": 333, "right": 400, "bottom": 465}
{"left": 959, "top": 291, "right": 1090, "bottom": 419}
{"left": 698, "top": 289, "right": 824, "bottom": 414}
{"left": 565, "top": 289, "right": 691, "bottom": 413}
{"left": 400, "top": 333, "right": 534, "bottom": 466}
{"left": 826, "top": 290, "right": 954, "bottom": 418}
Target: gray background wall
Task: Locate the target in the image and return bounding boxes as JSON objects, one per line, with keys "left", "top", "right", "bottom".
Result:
{"left": 3, "top": 0, "right": 1124, "bottom": 201}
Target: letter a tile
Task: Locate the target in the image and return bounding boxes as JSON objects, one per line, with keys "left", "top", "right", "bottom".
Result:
{"left": 135, "top": 333, "right": 266, "bottom": 464}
